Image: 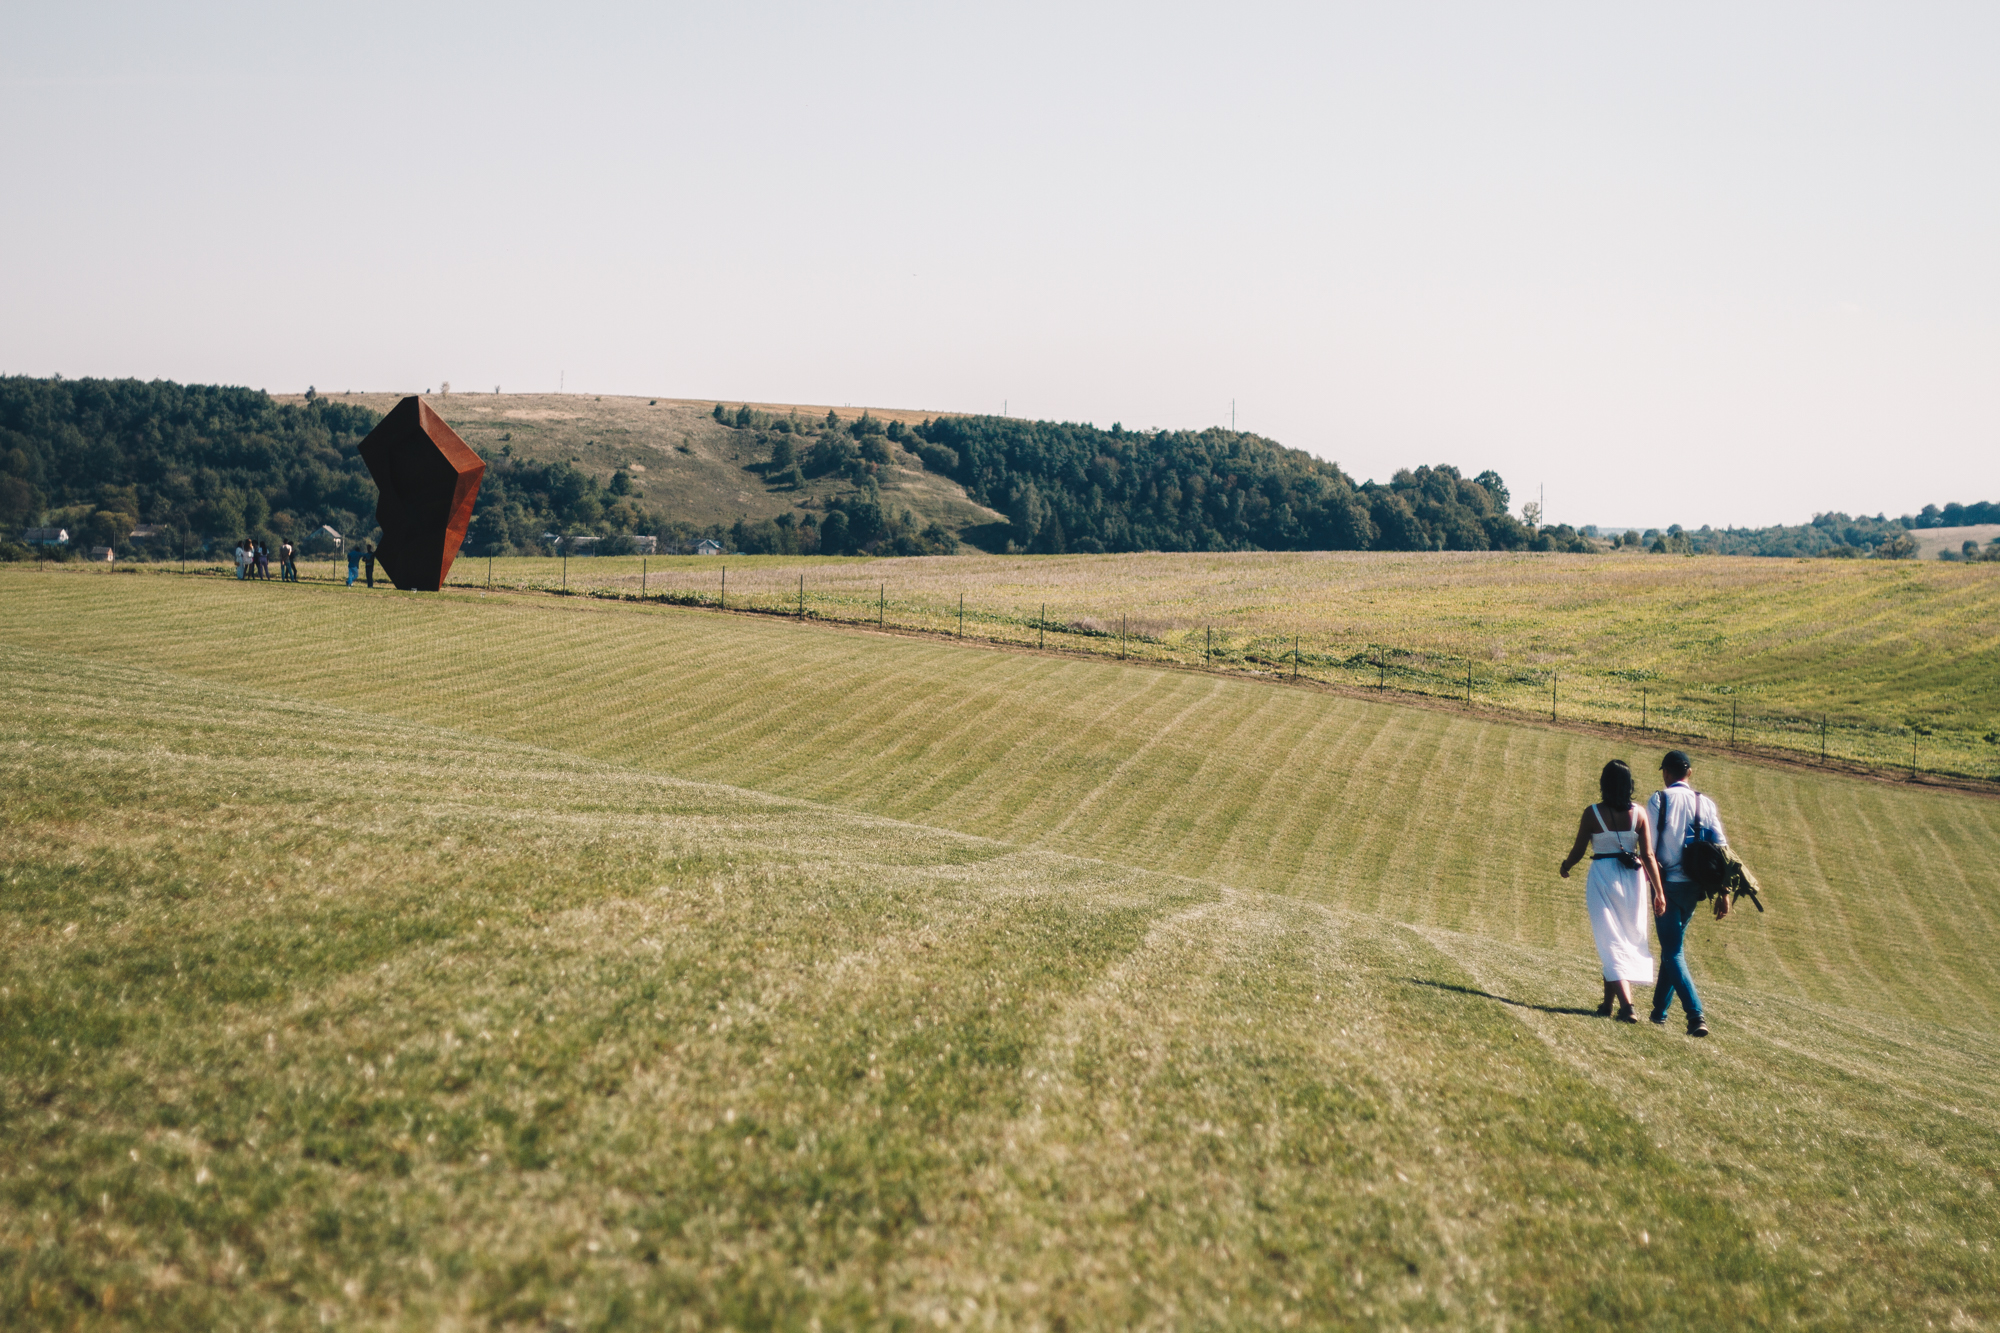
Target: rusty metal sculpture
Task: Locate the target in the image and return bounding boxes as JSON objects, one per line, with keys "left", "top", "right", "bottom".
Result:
{"left": 357, "top": 396, "right": 486, "bottom": 591}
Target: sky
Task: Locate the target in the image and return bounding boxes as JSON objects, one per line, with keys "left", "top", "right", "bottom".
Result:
{"left": 3, "top": 1, "right": 1995, "bottom": 529}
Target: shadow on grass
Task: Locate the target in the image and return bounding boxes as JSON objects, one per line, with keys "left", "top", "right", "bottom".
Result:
{"left": 1405, "top": 978, "right": 1602, "bottom": 1017}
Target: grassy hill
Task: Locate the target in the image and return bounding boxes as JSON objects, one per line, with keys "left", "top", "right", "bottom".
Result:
{"left": 5, "top": 568, "right": 1998, "bottom": 1327}
{"left": 250, "top": 547, "right": 2000, "bottom": 778}
{"left": 272, "top": 391, "right": 1000, "bottom": 540}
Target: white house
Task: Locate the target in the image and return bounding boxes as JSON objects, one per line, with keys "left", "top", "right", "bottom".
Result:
{"left": 21, "top": 527, "right": 69, "bottom": 546}
{"left": 693, "top": 538, "right": 723, "bottom": 556}
{"left": 632, "top": 535, "right": 658, "bottom": 555}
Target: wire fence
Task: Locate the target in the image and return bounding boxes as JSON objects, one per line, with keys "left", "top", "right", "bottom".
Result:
{"left": 148, "top": 554, "right": 1997, "bottom": 783}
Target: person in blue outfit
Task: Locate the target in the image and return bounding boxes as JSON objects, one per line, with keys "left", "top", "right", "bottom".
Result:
{"left": 347, "top": 545, "right": 362, "bottom": 586}
{"left": 1646, "top": 750, "right": 1730, "bottom": 1036}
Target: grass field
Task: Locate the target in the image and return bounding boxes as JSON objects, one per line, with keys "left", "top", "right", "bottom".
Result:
{"left": 153, "top": 543, "right": 2000, "bottom": 779}
{"left": 4, "top": 568, "right": 1999, "bottom": 1328}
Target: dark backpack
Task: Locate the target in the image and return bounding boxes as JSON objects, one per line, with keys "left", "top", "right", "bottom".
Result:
{"left": 1658, "top": 788, "right": 1730, "bottom": 899}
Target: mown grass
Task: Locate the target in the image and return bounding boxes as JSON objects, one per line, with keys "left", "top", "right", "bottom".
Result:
{"left": 107, "top": 541, "right": 2000, "bottom": 774}
{"left": 10, "top": 570, "right": 2000, "bottom": 1030}
{"left": 223, "top": 545, "right": 2000, "bottom": 775}
{"left": 3, "top": 573, "right": 1998, "bottom": 1328}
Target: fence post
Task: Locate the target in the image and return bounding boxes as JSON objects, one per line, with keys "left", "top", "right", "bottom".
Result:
{"left": 959, "top": 593, "right": 964, "bottom": 637}
{"left": 1121, "top": 615, "right": 1127, "bottom": 659}
{"left": 641, "top": 556, "right": 646, "bottom": 597}
{"left": 1293, "top": 635, "right": 1299, "bottom": 680}
{"left": 1467, "top": 661, "right": 1473, "bottom": 706}
{"left": 879, "top": 583, "right": 884, "bottom": 627}
{"left": 1552, "top": 671, "right": 1558, "bottom": 722}
{"left": 1378, "top": 658, "right": 1385, "bottom": 690}
{"left": 1730, "top": 700, "right": 1737, "bottom": 746}
{"left": 1642, "top": 689, "right": 1648, "bottom": 730}
{"left": 1040, "top": 602, "right": 1045, "bottom": 650}
{"left": 798, "top": 572, "right": 804, "bottom": 618}
{"left": 1821, "top": 714, "right": 1827, "bottom": 763}
{"left": 1911, "top": 734, "right": 1919, "bottom": 778}
{"left": 1205, "top": 626, "right": 1211, "bottom": 662}
{"left": 720, "top": 565, "right": 725, "bottom": 610}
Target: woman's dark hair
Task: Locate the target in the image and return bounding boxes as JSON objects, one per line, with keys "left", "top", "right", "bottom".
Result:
{"left": 1599, "top": 760, "right": 1636, "bottom": 806}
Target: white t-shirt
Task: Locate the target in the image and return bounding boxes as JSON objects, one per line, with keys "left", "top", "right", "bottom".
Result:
{"left": 1647, "top": 781, "right": 1727, "bottom": 884}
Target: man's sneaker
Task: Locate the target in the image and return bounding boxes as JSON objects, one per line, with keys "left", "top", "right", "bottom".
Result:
{"left": 1687, "top": 1015, "right": 1710, "bottom": 1038}
{"left": 1648, "top": 1012, "right": 1668, "bottom": 1027}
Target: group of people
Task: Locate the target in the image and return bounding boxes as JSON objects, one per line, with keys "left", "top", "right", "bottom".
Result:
{"left": 232, "top": 539, "right": 299, "bottom": 582}
{"left": 1559, "top": 749, "right": 1728, "bottom": 1036}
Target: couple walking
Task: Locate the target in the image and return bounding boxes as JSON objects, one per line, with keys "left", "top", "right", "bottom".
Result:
{"left": 1558, "top": 750, "right": 1727, "bottom": 1036}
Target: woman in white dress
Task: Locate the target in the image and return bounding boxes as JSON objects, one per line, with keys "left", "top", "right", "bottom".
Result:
{"left": 1559, "top": 760, "right": 1667, "bottom": 1022}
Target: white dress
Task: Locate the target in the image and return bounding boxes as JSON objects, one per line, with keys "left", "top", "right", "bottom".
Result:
{"left": 1585, "top": 804, "right": 1655, "bottom": 983}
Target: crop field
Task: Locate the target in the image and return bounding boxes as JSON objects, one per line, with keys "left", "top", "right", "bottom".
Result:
{"left": 4, "top": 568, "right": 1999, "bottom": 1328}
{"left": 214, "top": 544, "right": 2000, "bottom": 778}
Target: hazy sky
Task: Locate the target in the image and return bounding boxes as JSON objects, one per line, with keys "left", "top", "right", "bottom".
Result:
{"left": 4, "top": 2, "right": 1994, "bottom": 528}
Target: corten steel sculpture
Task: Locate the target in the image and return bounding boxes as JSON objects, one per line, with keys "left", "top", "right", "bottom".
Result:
{"left": 357, "top": 396, "right": 486, "bottom": 591}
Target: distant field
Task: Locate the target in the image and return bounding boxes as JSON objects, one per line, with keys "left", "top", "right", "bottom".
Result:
{"left": 1907, "top": 523, "right": 2000, "bottom": 561}
{"left": 267, "top": 391, "right": 1001, "bottom": 537}
{"left": 223, "top": 544, "right": 2000, "bottom": 778}
{"left": 4, "top": 570, "right": 1997, "bottom": 1327}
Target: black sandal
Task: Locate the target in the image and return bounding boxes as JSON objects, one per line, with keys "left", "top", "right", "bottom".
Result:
{"left": 1615, "top": 1003, "right": 1639, "bottom": 1024}
{"left": 1596, "top": 998, "right": 1615, "bottom": 1017}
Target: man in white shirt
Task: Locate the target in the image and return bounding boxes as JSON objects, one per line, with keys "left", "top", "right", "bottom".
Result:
{"left": 1646, "top": 750, "right": 1728, "bottom": 1036}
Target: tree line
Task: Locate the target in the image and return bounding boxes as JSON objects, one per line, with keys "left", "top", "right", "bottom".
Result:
{"left": 894, "top": 414, "right": 1575, "bottom": 553}
{"left": 0, "top": 376, "right": 380, "bottom": 555}
{"left": 5, "top": 377, "right": 1992, "bottom": 561}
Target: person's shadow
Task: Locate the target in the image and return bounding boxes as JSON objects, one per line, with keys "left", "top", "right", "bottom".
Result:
{"left": 1405, "top": 978, "right": 1600, "bottom": 1016}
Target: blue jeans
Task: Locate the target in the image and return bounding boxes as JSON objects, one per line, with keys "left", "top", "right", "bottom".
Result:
{"left": 1652, "top": 886, "right": 1703, "bottom": 1019}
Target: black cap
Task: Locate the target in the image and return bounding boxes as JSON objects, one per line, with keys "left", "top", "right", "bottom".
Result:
{"left": 1661, "top": 749, "right": 1693, "bottom": 773}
